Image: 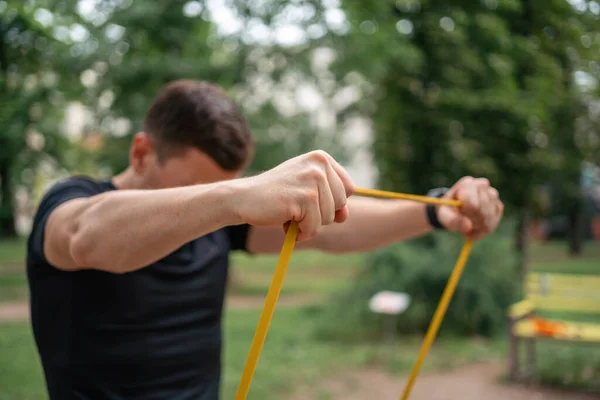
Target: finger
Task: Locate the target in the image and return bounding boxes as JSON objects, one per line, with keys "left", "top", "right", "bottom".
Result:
{"left": 475, "top": 177, "right": 491, "bottom": 188}
{"left": 438, "top": 206, "right": 473, "bottom": 234}
{"left": 449, "top": 213, "right": 474, "bottom": 234}
{"left": 318, "top": 169, "right": 336, "bottom": 226}
{"left": 489, "top": 187, "right": 499, "bottom": 200}
{"left": 480, "top": 181, "right": 502, "bottom": 226}
{"left": 334, "top": 205, "right": 350, "bottom": 223}
{"left": 297, "top": 192, "right": 321, "bottom": 242}
{"left": 489, "top": 188, "right": 503, "bottom": 218}
{"left": 320, "top": 151, "right": 356, "bottom": 197}
{"left": 324, "top": 162, "right": 348, "bottom": 213}
{"left": 478, "top": 185, "right": 494, "bottom": 225}
{"left": 447, "top": 176, "right": 474, "bottom": 198}
{"left": 457, "top": 183, "right": 480, "bottom": 217}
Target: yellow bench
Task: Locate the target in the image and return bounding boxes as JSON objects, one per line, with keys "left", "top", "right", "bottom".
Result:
{"left": 507, "top": 272, "right": 600, "bottom": 381}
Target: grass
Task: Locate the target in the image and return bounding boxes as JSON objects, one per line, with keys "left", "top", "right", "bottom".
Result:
{"left": 0, "top": 239, "right": 26, "bottom": 266}
{"left": 0, "top": 323, "right": 46, "bottom": 400}
{"left": 1, "top": 237, "right": 599, "bottom": 397}
{"left": 0, "top": 274, "right": 28, "bottom": 303}
{"left": 0, "top": 306, "right": 507, "bottom": 400}
{"left": 231, "top": 250, "right": 365, "bottom": 273}
{"left": 230, "top": 266, "right": 356, "bottom": 297}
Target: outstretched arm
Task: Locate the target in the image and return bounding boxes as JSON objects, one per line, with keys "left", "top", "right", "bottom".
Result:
{"left": 247, "top": 196, "right": 432, "bottom": 254}
{"left": 247, "top": 177, "right": 504, "bottom": 254}
{"left": 41, "top": 151, "right": 355, "bottom": 274}
{"left": 44, "top": 183, "right": 241, "bottom": 273}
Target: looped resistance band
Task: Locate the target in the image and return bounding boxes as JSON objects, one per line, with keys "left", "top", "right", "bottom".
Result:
{"left": 235, "top": 189, "right": 473, "bottom": 400}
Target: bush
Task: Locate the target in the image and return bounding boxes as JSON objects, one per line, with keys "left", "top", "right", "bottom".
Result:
{"left": 536, "top": 341, "right": 600, "bottom": 391}
{"left": 315, "top": 228, "right": 521, "bottom": 342}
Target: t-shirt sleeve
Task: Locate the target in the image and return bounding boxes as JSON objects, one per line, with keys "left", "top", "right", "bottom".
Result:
{"left": 28, "top": 178, "right": 102, "bottom": 264}
{"left": 226, "top": 224, "right": 252, "bottom": 253}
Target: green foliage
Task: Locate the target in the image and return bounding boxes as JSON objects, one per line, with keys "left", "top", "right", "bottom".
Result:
{"left": 0, "top": 0, "right": 80, "bottom": 236}
{"left": 1, "top": 0, "right": 353, "bottom": 238}
{"left": 327, "top": 0, "right": 600, "bottom": 217}
{"left": 315, "top": 228, "right": 520, "bottom": 342}
{"left": 536, "top": 342, "right": 600, "bottom": 391}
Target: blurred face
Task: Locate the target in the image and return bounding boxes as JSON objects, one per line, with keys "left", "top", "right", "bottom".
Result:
{"left": 129, "top": 132, "right": 244, "bottom": 189}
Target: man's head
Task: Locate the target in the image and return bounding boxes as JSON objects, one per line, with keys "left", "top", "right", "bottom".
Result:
{"left": 128, "top": 79, "right": 254, "bottom": 189}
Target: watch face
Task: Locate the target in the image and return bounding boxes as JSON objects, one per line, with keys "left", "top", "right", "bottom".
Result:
{"left": 427, "top": 188, "right": 449, "bottom": 198}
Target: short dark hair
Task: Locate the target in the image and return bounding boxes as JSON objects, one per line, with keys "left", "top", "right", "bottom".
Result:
{"left": 142, "top": 79, "right": 254, "bottom": 171}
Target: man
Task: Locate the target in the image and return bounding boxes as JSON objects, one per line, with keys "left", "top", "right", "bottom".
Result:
{"left": 26, "top": 79, "right": 504, "bottom": 399}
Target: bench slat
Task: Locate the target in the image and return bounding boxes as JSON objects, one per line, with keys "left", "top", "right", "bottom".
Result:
{"left": 528, "top": 297, "right": 600, "bottom": 313}
{"left": 514, "top": 318, "right": 600, "bottom": 342}
{"left": 508, "top": 300, "right": 535, "bottom": 318}
{"left": 525, "top": 272, "right": 600, "bottom": 313}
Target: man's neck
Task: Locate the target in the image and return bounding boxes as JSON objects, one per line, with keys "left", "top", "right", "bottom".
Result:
{"left": 111, "top": 168, "right": 149, "bottom": 190}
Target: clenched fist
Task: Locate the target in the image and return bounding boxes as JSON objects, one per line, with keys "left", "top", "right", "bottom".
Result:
{"left": 437, "top": 176, "right": 504, "bottom": 241}
{"left": 232, "top": 150, "right": 356, "bottom": 242}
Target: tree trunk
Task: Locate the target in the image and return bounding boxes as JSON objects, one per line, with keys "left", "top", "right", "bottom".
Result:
{"left": 0, "top": 19, "right": 17, "bottom": 237}
{"left": 567, "top": 205, "right": 585, "bottom": 256}
{"left": 515, "top": 209, "right": 530, "bottom": 281}
{"left": 0, "top": 160, "right": 17, "bottom": 237}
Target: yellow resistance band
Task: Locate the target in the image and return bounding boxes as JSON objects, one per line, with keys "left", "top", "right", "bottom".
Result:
{"left": 235, "top": 188, "right": 472, "bottom": 400}
{"left": 399, "top": 238, "right": 472, "bottom": 400}
{"left": 234, "top": 221, "right": 299, "bottom": 400}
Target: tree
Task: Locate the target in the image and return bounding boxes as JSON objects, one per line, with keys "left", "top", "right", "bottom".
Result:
{"left": 65, "top": 0, "right": 349, "bottom": 175}
{"left": 0, "top": 1, "right": 79, "bottom": 237}
{"left": 325, "top": 0, "right": 599, "bottom": 259}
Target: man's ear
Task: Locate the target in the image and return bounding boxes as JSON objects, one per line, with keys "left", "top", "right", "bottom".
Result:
{"left": 129, "top": 132, "right": 155, "bottom": 173}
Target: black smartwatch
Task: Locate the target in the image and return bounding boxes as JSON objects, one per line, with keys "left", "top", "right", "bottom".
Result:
{"left": 425, "top": 187, "right": 449, "bottom": 230}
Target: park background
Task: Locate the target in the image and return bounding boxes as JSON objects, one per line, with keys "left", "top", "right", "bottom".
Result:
{"left": 1, "top": 0, "right": 600, "bottom": 398}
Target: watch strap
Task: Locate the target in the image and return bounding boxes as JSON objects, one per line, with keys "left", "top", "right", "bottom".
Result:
{"left": 425, "top": 188, "right": 449, "bottom": 230}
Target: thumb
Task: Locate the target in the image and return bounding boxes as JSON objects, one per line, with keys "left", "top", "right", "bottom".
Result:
{"left": 439, "top": 208, "right": 473, "bottom": 234}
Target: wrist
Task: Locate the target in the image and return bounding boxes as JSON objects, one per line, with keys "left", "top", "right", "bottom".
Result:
{"left": 218, "top": 177, "right": 253, "bottom": 226}
{"left": 425, "top": 187, "right": 449, "bottom": 230}
{"left": 191, "top": 180, "right": 246, "bottom": 227}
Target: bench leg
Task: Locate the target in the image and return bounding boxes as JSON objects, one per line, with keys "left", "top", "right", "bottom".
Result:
{"left": 526, "top": 337, "right": 535, "bottom": 382}
{"left": 509, "top": 319, "right": 520, "bottom": 381}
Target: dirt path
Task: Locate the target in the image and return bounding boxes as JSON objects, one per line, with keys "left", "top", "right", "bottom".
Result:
{"left": 0, "top": 302, "right": 29, "bottom": 323}
{"left": 291, "top": 362, "right": 597, "bottom": 400}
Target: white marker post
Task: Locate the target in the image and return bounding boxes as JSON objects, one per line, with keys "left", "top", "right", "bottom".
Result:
{"left": 368, "top": 291, "right": 411, "bottom": 346}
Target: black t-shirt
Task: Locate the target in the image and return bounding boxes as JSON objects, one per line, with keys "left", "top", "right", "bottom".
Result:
{"left": 26, "top": 176, "right": 251, "bottom": 400}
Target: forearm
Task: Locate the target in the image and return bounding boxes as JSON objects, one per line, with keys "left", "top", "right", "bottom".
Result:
{"left": 60, "top": 182, "right": 240, "bottom": 273}
{"left": 247, "top": 197, "right": 434, "bottom": 254}
{"left": 309, "top": 197, "right": 433, "bottom": 253}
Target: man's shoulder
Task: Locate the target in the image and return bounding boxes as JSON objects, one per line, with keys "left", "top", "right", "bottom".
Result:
{"left": 44, "top": 175, "right": 112, "bottom": 196}
{"left": 38, "top": 175, "right": 114, "bottom": 205}
{"left": 33, "top": 175, "right": 114, "bottom": 223}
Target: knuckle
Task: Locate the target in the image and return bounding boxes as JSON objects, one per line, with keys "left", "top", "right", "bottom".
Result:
{"left": 307, "top": 165, "right": 326, "bottom": 181}
{"left": 289, "top": 203, "right": 302, "bottom": 221}
{"left": 302, "top": 188, "right": 319, "bottom": 204}
{"left": 308, "top": 150, "right": 330, "bottom": 164}
{"left": 477, "top": 178, "right": 491, "bottom": 187}
{"left": 460, "top": 176, "right": 474, "bottom": 184}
